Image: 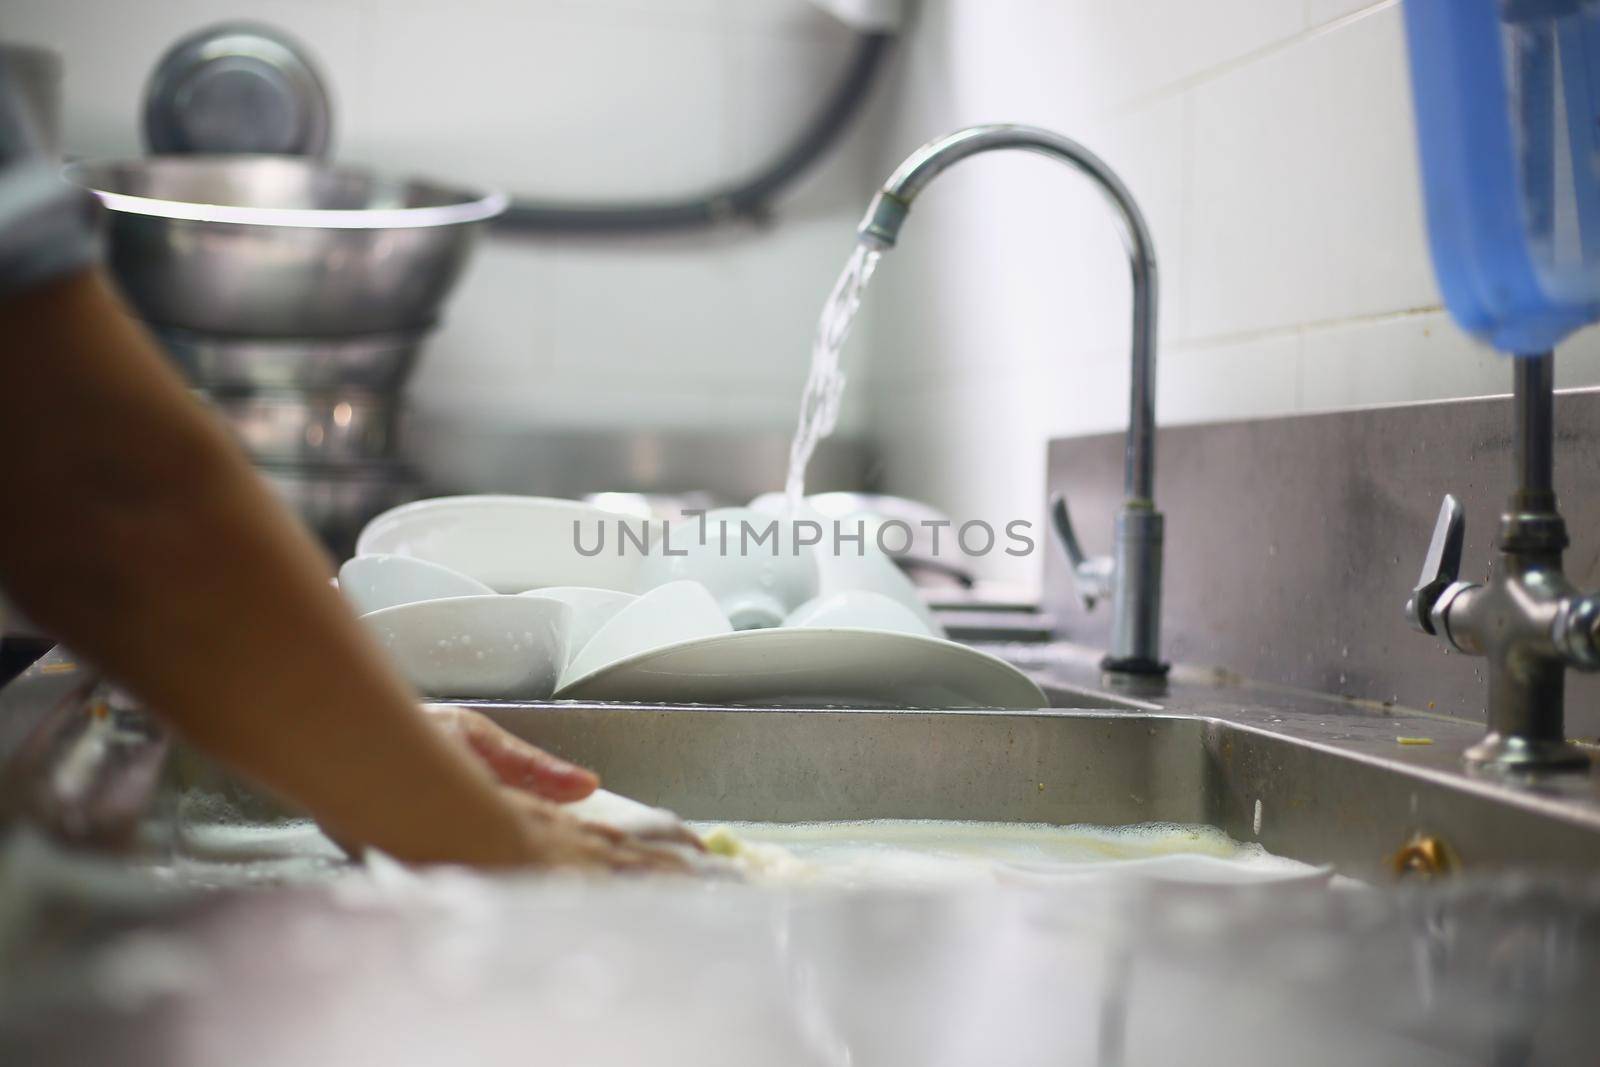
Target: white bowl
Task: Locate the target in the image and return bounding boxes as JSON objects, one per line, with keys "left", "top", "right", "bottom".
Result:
{"left": 637, "top": 506, "right": 819, "bottom": 630}
{"left": 784, "top": 590, "right": 934, "bottom": 637}
{"left": 355, "top": 495, "right": 642, "bottom": 593}
{"left": 519, "top": 586, "right": 636, "bottom": 667}
{"left": 361, "top": 594, "right": 571, "bottom": 700}
{"left": 338, "top": 554, "right": 492, "bottom": 616}
{"left": 814, "top": 542, "right": 945, "bottom": 637}
{"left": 752, "top": 499, "right": 945, "bottom": 638}
{"left": 560, "top": 580, "right": 730, "bottom": 690}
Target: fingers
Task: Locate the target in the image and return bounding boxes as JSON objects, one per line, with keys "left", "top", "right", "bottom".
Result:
{"left": 420, "top": 709, "right": 694, "bottom": 875}
{"left": 462, "top": 710, "right": 600, "bottom": 802}
{"left": 576, "top": 818, "right": 628, "bottom": 845}
{"left": 535, "top": 824, "right": 692, "bottom": 875}
{"left": 572, "top": 819, "right": 702, "bottom": 858}
{"left": 588, "top": 838, "right": 692, "bottom": 875}
{"left": 632, "top": 823, "right": 708, "bottom": 853}
{"left": 428, "top": 705, "right": 601, "bottom": 802}
{"left": 506, "top": 792, "right": 691, "bottom": 875}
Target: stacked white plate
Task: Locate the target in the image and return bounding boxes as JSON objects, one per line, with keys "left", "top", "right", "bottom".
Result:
{"left": 340, "top": 495, "right": 1046, "bottom": 709}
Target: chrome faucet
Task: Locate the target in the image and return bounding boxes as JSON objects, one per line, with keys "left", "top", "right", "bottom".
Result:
{"left": 1406, "top": 352, "right": 1593, "bottom": 771}
{"left": 857, "top": 124, "right": 1166, "bottom": 676}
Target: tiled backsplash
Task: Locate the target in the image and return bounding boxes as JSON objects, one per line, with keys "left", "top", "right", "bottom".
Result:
{"left": 863, "top": 0, "right": 1600, "bottom": 588}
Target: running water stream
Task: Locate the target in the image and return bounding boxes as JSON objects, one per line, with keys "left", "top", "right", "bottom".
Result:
{"left": 784, "top": 242, "right": 882, "bottom": 509}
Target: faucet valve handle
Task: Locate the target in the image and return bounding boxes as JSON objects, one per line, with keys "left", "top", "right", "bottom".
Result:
{"left": 1407, "top": 494, "right": 1466, "bottom": 635}
{"left": 1050, "top": 492, "right": 1115, "bottom": 612}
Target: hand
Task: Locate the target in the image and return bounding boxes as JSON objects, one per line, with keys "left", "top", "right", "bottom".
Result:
{"left": 424, "top": 704, "right": 598, "bottom": 802}
{"left": 502, "top": 791, "right": 691, "bottom": 874}
{"left": 423, "top": 705, "right": 693, "bottom": 873}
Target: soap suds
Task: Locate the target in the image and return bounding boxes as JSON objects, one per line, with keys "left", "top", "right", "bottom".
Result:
{"left": 691, "top": 819, "right": 1328, "bottom": 889}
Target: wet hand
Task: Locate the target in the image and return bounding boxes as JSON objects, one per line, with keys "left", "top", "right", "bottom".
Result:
{"left": 425, "top": 704, "right": 599, "bottom": 802}
{"left": 505, "top": 791, "right": 691, "bottom": 874}
{"left": 423, "top": 706, "right": 693, "bottom": 872}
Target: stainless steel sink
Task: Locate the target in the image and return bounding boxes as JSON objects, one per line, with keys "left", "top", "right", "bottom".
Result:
{"left": 466, "top": 646, "right": 1600, "bottom": 882}
{"left": 6, "top": 644, "right": 1600, "bottom": 1066}
{"left": 4, "top": 643, "right": 1599, "bottom": 882}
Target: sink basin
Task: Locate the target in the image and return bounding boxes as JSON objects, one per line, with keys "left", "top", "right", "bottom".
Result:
{"left": 4, "top": 642, "right": 1598, "bottom": 882}
{"left": 469, "top": 660, "right": 1600, "bottom": 881}
{"left": 6, "top": 644, "right": 1600, "bottom": 1065}
{"left": 7, "top": 647, "right": 1600, "bottom": 1065}
{"left": 1041, "top": 679, "right": 1154, "bottom": 711}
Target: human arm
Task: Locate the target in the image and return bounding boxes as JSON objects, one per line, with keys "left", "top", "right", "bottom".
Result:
{"left": 0, "top": 268, "right": 671, "bottom": 870}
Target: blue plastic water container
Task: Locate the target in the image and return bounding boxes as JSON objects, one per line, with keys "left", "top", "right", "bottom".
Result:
{"left": 1404, "top": 0, "right": 1600, "bottom": 354}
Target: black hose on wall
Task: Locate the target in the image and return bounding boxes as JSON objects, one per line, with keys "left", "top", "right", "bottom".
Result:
{"left": 494, "top": 31, "right": 895, "bottom": 236}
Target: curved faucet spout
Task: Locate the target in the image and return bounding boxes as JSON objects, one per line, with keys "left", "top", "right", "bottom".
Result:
{"left": 860, "top": 124, "right": 1165, "bottom": 675}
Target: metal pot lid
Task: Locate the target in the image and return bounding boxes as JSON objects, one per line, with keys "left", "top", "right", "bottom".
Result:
{"left": 143, "top": 22, "right": 332, "bottom": 157}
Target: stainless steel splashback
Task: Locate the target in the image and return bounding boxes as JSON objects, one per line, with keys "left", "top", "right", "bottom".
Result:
{"left": 1045, "top": 386, "right": 1600, "bottom": 738}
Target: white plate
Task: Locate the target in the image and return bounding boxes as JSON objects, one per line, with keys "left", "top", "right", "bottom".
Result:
{"left": 557, "top": 627, "right": 1047, "bottom": 709}
{"left": 355, "top": 495, "right": 642, "bottom": 593}
{"left": 557, "top": 580, "right": 730, "bottom": 689}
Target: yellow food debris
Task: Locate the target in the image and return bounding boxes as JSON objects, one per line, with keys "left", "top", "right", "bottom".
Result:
{"left": 701, "top": 825, "right": 744, "bottom": 858}
{"left": 1397, "top": 736, "right": 1434, "bottom": 746}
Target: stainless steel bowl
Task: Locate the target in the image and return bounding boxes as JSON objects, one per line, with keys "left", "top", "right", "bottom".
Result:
{"left": 157, "top": 327, "right": 425, "bottom": 391}
{"left": 67, "top": 156, "right": 505, "bottom": 336}
{"left": 210, "top": 389, "right": 400, "bottom": 464}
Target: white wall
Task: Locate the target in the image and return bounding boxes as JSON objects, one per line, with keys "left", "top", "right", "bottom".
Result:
{"left": 20, "top": 0, "right": 1598, "bottom": 584}
{"left": 863, "top": 0, "right": 1600, "bottom": 588}
{"left": 5, "top": 0, "right": 880, "bottom": 451}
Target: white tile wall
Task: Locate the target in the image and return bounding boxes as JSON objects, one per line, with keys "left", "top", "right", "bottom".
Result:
{"left": 356, "top": 5, "right": 733, "bottom": 198}
{"left": 414, "top": 210, "right": 864, "bottom": 433}
{"left": 1185, "top": 3, "right": 1433, "bottom": 340}
{"left": 18, "top": 0, "right": 1600, "bottom": 585}
{"left": 864, "top": 0, "right": 1600, "bottom": 589}
{"left": 1306, "top": 0, "right": 1391, "bottom": 29}
{"left": 1298, "top": 312, "right": 1498, "bottom": 411}
{"left": 1159, "top": 333, "right": 1302, "bottom": 424}
{"left": 1075, "top": 0, "right": 1307, "bottom": 111}
{"left": 7, "top": 0, "right": 877, "bottom": 467}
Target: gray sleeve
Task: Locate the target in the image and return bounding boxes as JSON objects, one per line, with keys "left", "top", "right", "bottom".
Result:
{"left": 0, "top": 57, "right": 98, "bottom": 297}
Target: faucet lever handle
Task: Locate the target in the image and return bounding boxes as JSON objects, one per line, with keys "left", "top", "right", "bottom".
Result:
{"left": 1050, "top": 492, "right": 1115, "bottom": 612}
{"left": 1407, "top": 493, "right": 1465, "bottom": 635}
